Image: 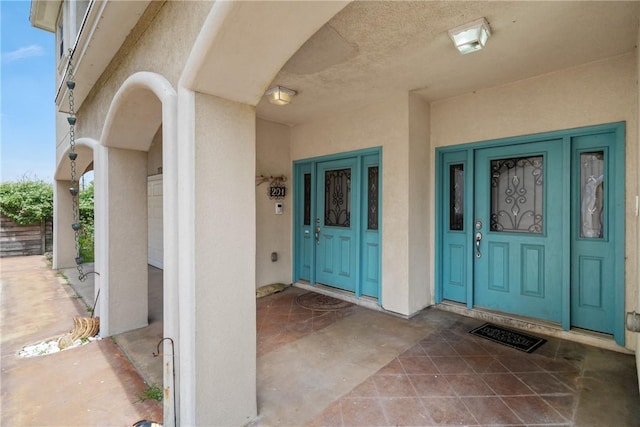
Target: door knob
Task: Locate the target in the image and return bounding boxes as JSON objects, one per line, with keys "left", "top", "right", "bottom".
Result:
{"left": 475, "top": 232, "right": 482, "bottom": 258}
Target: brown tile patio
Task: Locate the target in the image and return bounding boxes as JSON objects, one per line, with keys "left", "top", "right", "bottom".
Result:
{"left": 61, "top": 263, "right": 640, "bottom": 426}
{"left": 255, "top": 287, "right": 640, "bottom": 427}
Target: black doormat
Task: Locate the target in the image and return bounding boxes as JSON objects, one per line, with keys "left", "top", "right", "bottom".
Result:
{"left": 469, "top": 323, "right": 546, "bottom": 353}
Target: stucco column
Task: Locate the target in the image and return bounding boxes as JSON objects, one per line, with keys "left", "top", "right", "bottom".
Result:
{"left": 190, "top": 92, "right": 257, "bottom": 425}
{"left": 636, "top": 20, "right": 640, "bottom": 391}
{"left": 99, "top": 146, "right": 149, "bottom": 336}
{"left": 53, "top": 179, "right": 77, "bottom": 269}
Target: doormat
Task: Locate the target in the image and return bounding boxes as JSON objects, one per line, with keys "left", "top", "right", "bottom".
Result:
{"left": 295, "top": 292, "right": 352, "bottom": 311}
{"left": 469, "top": 323, "right": 546, "bottom": 353}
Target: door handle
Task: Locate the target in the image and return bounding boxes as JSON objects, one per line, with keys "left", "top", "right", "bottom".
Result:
{"left": 475, "top": 232, "right": 482, "bottom": 258}
{"left": 315, "top": 218, "right": 321, "bottom": 244}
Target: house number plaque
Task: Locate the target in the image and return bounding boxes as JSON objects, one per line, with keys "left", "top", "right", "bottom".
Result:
{"left": 269, "top": 185, "right": 286, "bottom": 200}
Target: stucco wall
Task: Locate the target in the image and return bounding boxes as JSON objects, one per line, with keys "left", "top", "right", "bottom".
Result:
{"left": 291, "top": 93, "right": 422, "bottom": 315}
{"left": 256, "top": 119, "right": 292, "bottom": 288}
{"left": 193, "top": 93, "right": 257, "bottom": 425}
{"left": 73, "top": 1, "right": 210, "bottom": 144}
{"left": 408, "top": 94, "right": 431, "bottom": 312}
{"left": 147, "top": 126, "right": 163, "bottom": 176}
{"left": 636, "top": 26, "right": 640, "bottom": 376}
{"left": 102, "top": 147, "right": 149, "bottom": 335}
{"left": 430, "top": 52, "right": 638, "bottom": 348}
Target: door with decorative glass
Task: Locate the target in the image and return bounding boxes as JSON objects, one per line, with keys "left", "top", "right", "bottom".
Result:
{"left": 293, "top": 149, "right": 381, "bottom": 299}
{"left": 570, "top": 132, "right": 621, "bottom": 335}
{"left": 315, "top": 158, "right": 358, "bottom": 291}
{"left": 437, "top": 123, "right": 625, "bottom": 344}
{"left": 473, "top": 141, "right": 565, "bottom": 322}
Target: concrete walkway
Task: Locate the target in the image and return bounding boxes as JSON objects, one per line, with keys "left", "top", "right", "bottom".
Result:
{"left": 60, "top": 263, "right": 164, "bottom": 388}
{"left": 1, "top": 256, "right": 162, "bottom": 426}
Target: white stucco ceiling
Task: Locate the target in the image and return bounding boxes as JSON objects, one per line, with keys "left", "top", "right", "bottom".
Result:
{"left": 256, "top": 1, "right": 640, "bottom": 126}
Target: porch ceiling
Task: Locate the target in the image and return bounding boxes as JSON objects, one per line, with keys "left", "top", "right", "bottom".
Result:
{"left": 256, "top": 1, "right": 640, "bottom": 126}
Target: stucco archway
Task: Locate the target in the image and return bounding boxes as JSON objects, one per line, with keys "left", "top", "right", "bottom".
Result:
{"left": 53, "top": 137, "right": 96, "bottom": 270}
{"left": 173, "top": 2, "right": 351, "bottom": 425}
{"left": 94, "top": 71, "right": 178, "bottom": 425}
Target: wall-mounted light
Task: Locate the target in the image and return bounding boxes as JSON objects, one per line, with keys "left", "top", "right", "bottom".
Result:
{"left": 265, "top": 86, "right": 296, "bottom": 105}
{"left": 448, "top": 17, "right": 491, "bottom": 55}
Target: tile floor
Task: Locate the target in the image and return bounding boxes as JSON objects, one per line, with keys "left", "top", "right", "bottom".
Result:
{"left": 257, "top": 287, "right": 640, "bottom": 427}
{"left": 66, "top": 270, "right": 639, "bottom": 427}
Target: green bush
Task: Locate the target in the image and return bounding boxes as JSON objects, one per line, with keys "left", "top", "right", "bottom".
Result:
{"left": 79, "top": 182, "right": 94, "bottom": 262}
{"left": 0, "top": 177, "right": 95, "bottom": 262}
{"left": 0, "top": 178, "right": 53, "bottom": 225}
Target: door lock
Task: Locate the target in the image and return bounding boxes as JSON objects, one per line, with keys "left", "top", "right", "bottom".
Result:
{"left": 475, "top": 232, "right": 482, "bottom": 258}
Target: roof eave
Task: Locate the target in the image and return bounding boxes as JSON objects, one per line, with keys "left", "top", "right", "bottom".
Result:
{"left": 30, "top": 0, "right": 62, "bottom": 33}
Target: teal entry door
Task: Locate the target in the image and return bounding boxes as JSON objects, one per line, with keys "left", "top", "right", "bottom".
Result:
{"left": 294, "top": 149, "right": 381, "bottom": 299}
{"left": 315, "top": 158, "right": 358, "bottom": 292}
{"left": 473, "top": 141, "right": 565, "bottom": 323}
{"left": 437, "top": 123, "right": 625, "bottom": 344}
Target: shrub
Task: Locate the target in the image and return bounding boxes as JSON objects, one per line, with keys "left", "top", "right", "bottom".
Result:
{"left": 79, "top": 181, "right": 94, "bottom": 262}
{"left": 0, "top": 178, "right": 53, "bottom": 225}
{"left": 0, "top": 177, "right": 95, "bottom": 262}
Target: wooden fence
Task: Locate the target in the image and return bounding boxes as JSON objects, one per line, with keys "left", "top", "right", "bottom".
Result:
{"left": 0, "top": 216, "right": 53, "bottom": 257}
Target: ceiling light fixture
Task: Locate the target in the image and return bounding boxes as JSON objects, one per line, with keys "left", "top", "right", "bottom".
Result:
{"left": 448, "top": 17, "right": 491, "bottom": 55}
{"left": 265, "top": 86, "right": 297, "bottom": 105}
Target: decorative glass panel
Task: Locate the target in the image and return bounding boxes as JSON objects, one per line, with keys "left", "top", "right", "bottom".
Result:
{"left": 490, "top": 156, "right": 543, "bottom": 233}
{"left": 580, "top": 151, "right": 604, "bottom": 238}
{"left": 449, "top": 164, "right": 464, "bottom": 231}
{"left": 367, "top": 166, "right": 379, "bottom": 230}
{"left": 303, "top": 173, "right": 311, "bottom": 226}
{"left": 325, "top": 169, "right": 351, "bottom": 227}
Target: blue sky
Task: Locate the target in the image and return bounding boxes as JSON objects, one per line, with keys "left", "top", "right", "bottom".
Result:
{"left": 1, "top": 0, "right": 55, "bottom": 183}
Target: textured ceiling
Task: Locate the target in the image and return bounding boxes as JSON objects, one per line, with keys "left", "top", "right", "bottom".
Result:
{"left": 256, "top": 1, "right": 640, "bottom": 126}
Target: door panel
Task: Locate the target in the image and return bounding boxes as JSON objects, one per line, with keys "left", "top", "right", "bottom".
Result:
{"left": 316, "top": 159, "right": 357, "bottom": 292}
{"left": 361, "top": 155, "right": 380, "bottom": 297}
{"left": 441, "top": 151, "right": 469, "bottom": 303}
{"left": 474, "top": 141, "right": 564, "bottom": 323}
{"left": 570, "top": 133, "right": 617, "bottom": 334}
{"left": 298, "top": 165, "right": 312, "bottom": 281}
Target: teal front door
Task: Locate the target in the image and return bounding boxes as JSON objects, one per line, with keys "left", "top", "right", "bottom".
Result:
{"left": 437, "top": 123, "right": 625, "bottom": 344}
{"left": 315, "top": 158, "right": 358, "bottom": 292}
{"left": 473, "top": 141, "right": 564, "bottom": 323}
{"left": 294, "top": 149, "right": 381, "bottom": 299}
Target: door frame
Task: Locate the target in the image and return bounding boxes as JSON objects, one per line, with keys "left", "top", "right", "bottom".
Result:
{"left": 293, "top": 147, "right": 382, "bottom": 300}
{"left": 435, "top": 122, "right": 625, "bottom": 345}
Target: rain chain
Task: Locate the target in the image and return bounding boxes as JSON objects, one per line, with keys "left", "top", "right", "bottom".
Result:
{"left": 66, "top": 50, "right": 96, "bottom": 282}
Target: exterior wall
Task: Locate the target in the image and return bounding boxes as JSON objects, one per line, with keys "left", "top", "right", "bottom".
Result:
{"left": 636, "top": 24, "right": 640, "bottom": 383}
{"left": 291, "top": 92, "right": 423, "bottom": 315}
{"left": 256, "top": 119, "right": 292, "bottom": 288}
{"left": 430, "top": 52, "right": 638, "bottom": 349}
{"left": 147, "top": 126, "right": 163, "bottom": 176}
{"left": 193, "top": 93, "right": 257, "bottom": 425}
{"left": 55, "top": 112, "right": 71, "bottom": 171}
{"left": 408, "top": 94, "right": 431, "bottom": 312}
{"left": 53, "top": 179, "right": 76, "bottom": 268}
{"left": 101, "top": 147, "right": 149, "bottom": 335}
{"left": 72, "top": 1, "right": 210, "bottom": 145}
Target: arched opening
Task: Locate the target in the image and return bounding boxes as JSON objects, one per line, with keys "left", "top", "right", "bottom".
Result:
{"left": 95, "top": 71, "right": 177, "bottom": 424}
{"left": 53, "top": 138, "right": 96, "bottom": 271}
